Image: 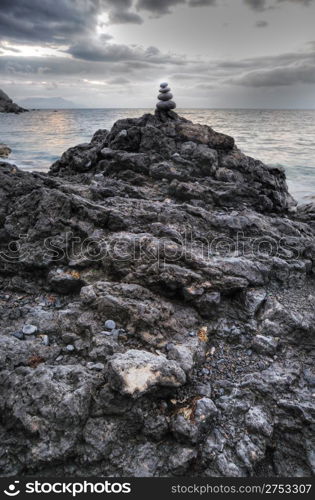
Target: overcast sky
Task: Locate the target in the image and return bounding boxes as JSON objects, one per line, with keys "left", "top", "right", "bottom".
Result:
{"left": 0, "top": 0, "right": 315, "bottom": 108}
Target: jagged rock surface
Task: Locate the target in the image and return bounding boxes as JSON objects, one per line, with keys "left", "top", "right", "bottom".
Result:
{"left": 0, "top": 89, "right": 27, "bottom": 114}
{"left": 0, "top": 110, "right": 314, "bottom": 477}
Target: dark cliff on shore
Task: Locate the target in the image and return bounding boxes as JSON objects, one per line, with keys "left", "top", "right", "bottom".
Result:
{"left": 0, "top": 110, "right": 314, "bottom": 477}
{"left": 0, "top": 88, "right": 28, "bottom": 114}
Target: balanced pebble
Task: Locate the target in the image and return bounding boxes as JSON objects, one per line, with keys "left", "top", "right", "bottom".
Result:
{"left": 158, "top": 92, "right": 173, "bottom": 101}
{"left": 104, "top": 319, "right": 116, "bottom": 330}
{"left": 159, "top": 87, "right": 171, "bottom": 93}
{"left": 156, "top": 82, "right": 176, "bottom": 111}
{"left": 22, "top": 324, "right": 38, "bottom": 335}
{"left": 156, "top": 100, "right": 176, "bottom": 111}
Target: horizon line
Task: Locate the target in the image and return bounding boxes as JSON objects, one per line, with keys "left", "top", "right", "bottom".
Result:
{"left": 20, "top": 107, "right": 315, "bottom": 111}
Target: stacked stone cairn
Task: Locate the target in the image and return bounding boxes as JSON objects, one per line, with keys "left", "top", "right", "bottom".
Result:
{"left": 156, "top": 82, "right": 176, "bottom": 111}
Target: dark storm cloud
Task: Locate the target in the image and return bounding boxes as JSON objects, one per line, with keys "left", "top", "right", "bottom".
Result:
{"left": 0, "top": 0, "right": 144, "bottom": 46}
{"left": 256, "top": 20, "right": 268, "bottom": 27}
{"left": 68, "top": 41, "right": 141, "bottom": 62}
{"left": 277, "top": 0, "right": 313, "bottom": 5}
{"left": 67, "top": 39, "right": 187, "bottom": 65}
{"left": 188, "top": 0, "right": 216, "bottom": 6}
{"left": 243, "top": 0, "right": 268, "bottom": 10}
{"left": 135, "top": 0, "right": 217, "bottom": 15}
{"left": 105, "top": 0, "right": 143, "bottom": 24}
{"left": 0, "top": 0, "right": 219, "bottom": 47}
{"left": 136, "top": 0, "right": 185, "bottom": 16}
{"left": 105, "top": 0, "right": 133, "bottom": 7}
{"left": 2, "top": 42, "right": 313, "bottom": 86}
{"left": 230, "top": 63, "right": 315, "bottom": 87}
{"left": 108, "top": 10, "right": 143, "bottom": 23}
{"left": 0, "top": 0, "right": 100, "bottom": 44}
{"left": 1, "top": 0, "right": 312, "bottom": 51}
{"left": 244, "top": 0, "right": 313, "bottom": 11}
{"left": 0, "top": 55, "right": 144, "bottom": 81}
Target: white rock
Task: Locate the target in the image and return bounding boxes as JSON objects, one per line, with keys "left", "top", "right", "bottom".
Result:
{"left": 108, "top": 349, "right": 186, "bottom": 398}
{"left": 22, "top": 324, "right": 38, "bottom": 335}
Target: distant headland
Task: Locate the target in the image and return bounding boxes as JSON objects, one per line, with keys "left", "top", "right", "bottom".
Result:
{"left": 0, "top": 89, "right": 28, "bottom": 114}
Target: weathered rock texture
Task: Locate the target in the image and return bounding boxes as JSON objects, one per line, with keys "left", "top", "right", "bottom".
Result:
{"left": 0, "top": 88, "right": 27, "bottom": 114}
{"left": 0, "top": 110, "right": 314, "bottom": 477}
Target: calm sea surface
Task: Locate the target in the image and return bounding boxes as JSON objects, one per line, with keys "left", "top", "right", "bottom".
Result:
{"left": 0, "top": 108, "right": 314, "bottom": 202}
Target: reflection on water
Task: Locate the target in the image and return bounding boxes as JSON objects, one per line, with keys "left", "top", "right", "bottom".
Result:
{"left": 0, "top": 108, "right": 315, "bottom": 202}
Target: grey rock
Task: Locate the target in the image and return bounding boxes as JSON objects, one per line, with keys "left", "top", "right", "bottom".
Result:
{"left": 104, "top": 319, "right": 116, "bottom": 330}
{"left": 11, "top": 331, "right": 24, "bottom": 340}
{"left": 0, "top": 88, "right": 27, "bottom": 114}
{"left": 86, "top": 362, "right": 105, "bottom": 371}
{"left": 143, "top": 415, "right": 169, "bottom": 440}
{"left": 0, "top": 107, "right": 313, "bottom": 477}
{"left": 0, "top": 144, "right": 12, "bottom": 157}
{"left": 156, "top": 100, "right": 176, "bottom": 111}
{"left": 171, "top": 398, "right": 218, "bottom": 444}
{"left": 195, "top": 383, "right": 212, "bottom": 398}
{"left": 22, "top": 324, "right": 38, "bottom": 335}
{"left": 167, "top": 338, "right": 206, "bottom": 373}
{"left": 195, "top": 292, "right": 221, "bottom": 318}
{"left": 245, "top": 406, "right": 273, "bottom": 437}
{"left": 66, "top": 344, "right": 75, "bottom": 352}
{"left": 80, "top": 285, "right": 97, "bottom": 305}
{"left": 236, "top": 434, "right": 265, "bottom": 469}
{"left": 244, "top": 288, "right": 267, "bottom": 317}
{"left": 108, "top": 349, "right": 186, "bottom": 397}
{"left": 216, "top": 454, "right": 244, "bottom": 477}
{"left": 158, "top": 92, "right": 173, "bottom": 101}
{"left": 203, "top": 430, "right": 226, "bottom": 459}
{"left": 167, "top": 445, "right": 197, "bottom": 474}
{"left": 195, "top": 397, "right": 218, "bottom": 422}
{"left": 41, "top": 335, "right": 50, "bottom": 346}
{"left": 251, "top": 335, "right": 278, "bottom": 356}
{"left": 48, "top": 270, "right": 85, "bottom": 294}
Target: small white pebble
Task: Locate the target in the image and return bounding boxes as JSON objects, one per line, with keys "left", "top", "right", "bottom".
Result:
{"left": 22, "top": 324, "right": 38, "bottom": 335}
{"left": 104, "top": 320, "right": 116, "bottom": 330}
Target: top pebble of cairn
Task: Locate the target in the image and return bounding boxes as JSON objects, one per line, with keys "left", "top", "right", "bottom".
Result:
{"left": 156, "top": 82, "right": 176, "bottom": 111}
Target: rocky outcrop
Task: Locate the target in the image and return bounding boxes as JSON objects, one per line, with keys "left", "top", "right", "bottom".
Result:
{"left": 0, "top": 109, "right": 314, "bottom": 477}
{"left": 0, "top": 143, "right": 11, "bottom": 157}
{"left": 0, "top": 89, "right": 28, "bottom": 114}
